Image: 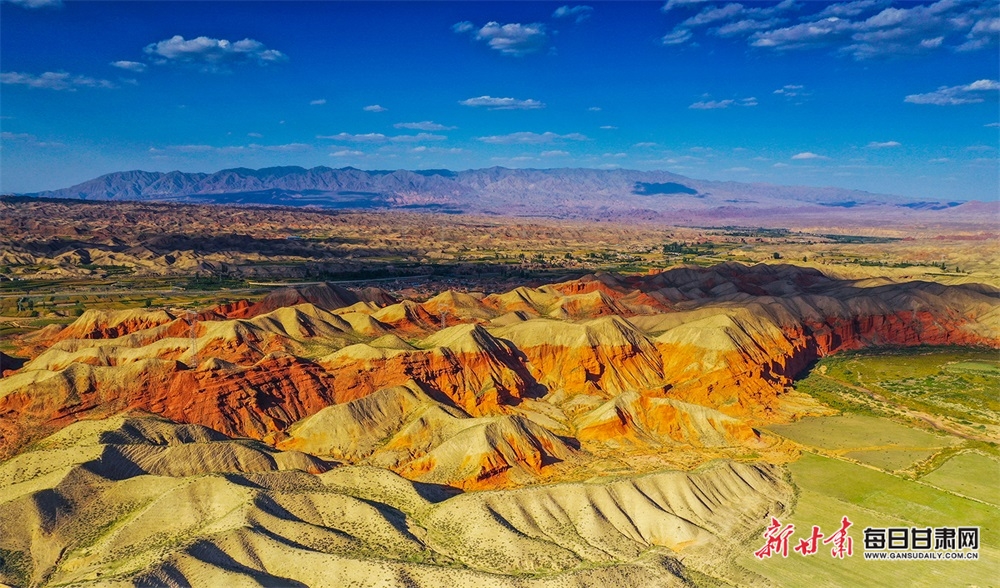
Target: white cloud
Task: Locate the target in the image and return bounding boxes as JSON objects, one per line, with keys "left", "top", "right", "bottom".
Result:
{"left": 773, "top": 84, "right": 806, "bottom": 97}
{"left": 599, "top": 125, "right": 618, "bottom": 130}
{"left": 689, "top": 99, "right": 734, "bottom": 109}
{"left": 250, "top": 143, "right": 311, "bottom": 152}
{"left": 773, "top": 162, "right": 790, "bottom": 167}
{"left": 459, "top": 95, "right": 545, "bottom": 110}
{"left": 111, "top": 60, "right": 147, "bottom": 73}
{"left": 633, "top": 142, "right": 658, "bottom": 148}
{"left": 904, "top": 79, "right": 1000, "bottom": 105}
{"left": 310, "top": 99, "right": 326, "bottom": 106}
{"left": 394, "top": 121, "right": 456, "bottom": 131}
{"left": 986, "top": 122, "right": 1000, "bottom": 128}
{"left": 662, "top": 0, "right": 710, "bottom": 12}
{"left": 477, "top": 131, "right": 588, "bottom": 144}
{"left": 318, "top": 132, "right": 387, "bottom": 142}
{"left": 247, "top": 132, "right": 263, "bottom": 138}
{"left": 688, "top": 96, "right": 757, "bottom": 110}
{"left": 152, "top": 142, "right": 310, "bottom": 155}
{"left": 661, "top": 28, "right": 693, "bottom": 45}
{"left": 588, "top": 106, "right": 602, "bottom": 111}
{"left": 0, "top": 71, "right": 115, "bottom": 91}
{"left": 683, "top": 3, "right": 746, "bottom": 28}
{"left": 317, "top": 132, "right": 446, "bottom": 143}
{"left": 0, "top": 131, "right": 64, "bottom": 147}
{"left": 144, "top": 35, "right": 287, "bottom": 71}
{"left": 455, "top": 21, "right": 548, "bottom": 56}
{"left": 725, "top": 166, "right": 751, "bottom": 172}
{"left": 747, "top": 0, "right": 999, "bottom": 59}
{"left": 867, "top": 140, "right": 901, "bottom": 148}
{"left": 791, "top": 151, "right": 827, "bottom": 160}
{"left": 928, "top": 157, "right": 950, "bottom": 163}
{"left": 331, "top": 150, "right": 364, "bottom": 157}
{"left": 2, "top": 0, "right": 61, "bottom": 8}
{"left": 553, "top": 5, "right": 594, "bottom": 23}
{"left": 363, "top": 104, "right": 387, "bottom": 112}
{"left": 715, "top": 18, "right": 783, "bottom": 36}
{"left": 541, "top": 150, "right": 570, "bottom": 157}
{"left": 816, "top": 0, "right": 887, "bottom": 18}
{"left": 390, "top": 133, "right": 448, "bottom": 143}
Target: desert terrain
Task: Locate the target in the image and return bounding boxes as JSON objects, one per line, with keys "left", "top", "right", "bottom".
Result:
{"left": 0, "top": 198, "right": 997, "bottom": 587}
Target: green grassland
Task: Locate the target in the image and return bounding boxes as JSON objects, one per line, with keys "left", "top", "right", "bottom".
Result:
{"left": 768, "top": 414, "right": 960, "bottom": 473}
{"left": 921, "top": 452, "right": 1000, "bottom": 507}
{"left": 813, "top": 347, "right": 1000, "bottom": 426}
{"left": 740, "top": 347, "right": 1000, "bottom": 586}
{"left": 738, "top": 453, "right": 1000, "bottom": 588}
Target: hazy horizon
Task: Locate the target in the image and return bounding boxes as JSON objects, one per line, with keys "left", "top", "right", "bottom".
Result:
{"left": 2, "top": 0, "right": 998, "bottom": 200}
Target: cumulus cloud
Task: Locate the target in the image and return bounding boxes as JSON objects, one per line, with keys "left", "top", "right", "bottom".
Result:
{"left": 394, "top": 121, "right": 456, "bottom": 131}
{"left": 454, "top": 21, "right": 548, "bottom": 56}
{"left": 316, "top": 132, "right": 446, "bottom": 143}
{"left": 0, "top": 71, "right": 115, "bottom": 91}
{"left": 600, "top": 125, "right": 618, "bottom": 130}
{"left": 363, "top": 104, "right": 387, "bottom": 112}
{"left": 904, "top": 79, "right": 1000, "bottom": 105}
{"left": 657, "top": 0, "right": 995, "bottom": 58}
{"left": 541, "top": 150, "right": 570, "bottom": 157}
{"left": 477, "top": 131, "right": 588, "bottom": 144}
{"left": 867, "top": 140, "right": 901, "bottom": 148}
{"left": 330, "top": 150, "right": 365, "bottom": 157}
{"left": 143, "top": 35, "right": 287, "bottom": 71}
{"left": 310, "top": 99, "right": 326, "bottom": 106}
{"left": 459, "top": 95, "right": 545, "bottom": 110}
{"left": 553, "top": 5, "right": 594, "bottom": 23}
{"left": 747, "top": 0, "right": 999, "bottom": 59}
{"left": 791, "top": 151, "right": 827, "bottom": 160}
{"left": 111, "top": 60, "right": 147, "bottom": 73}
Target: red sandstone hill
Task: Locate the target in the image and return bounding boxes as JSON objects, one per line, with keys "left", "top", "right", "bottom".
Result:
{"left": 1, "top": 263, "right": 997, "bottom": 486}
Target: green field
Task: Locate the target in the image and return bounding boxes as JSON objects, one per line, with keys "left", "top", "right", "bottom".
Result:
{"left": 768, "top": 414, "right": 960, "bottom": 472}
{"left": 741, "top": 348, "right": 1000, "bottom": 585}
{"left": 921, "top": 452, "right": 1000, "bottom": 507}
{"left": 807, "top": 347, "right": 1000, "bottom": 426}
{"left": 738, "top": 453, "right": 1000, "bottom": 588}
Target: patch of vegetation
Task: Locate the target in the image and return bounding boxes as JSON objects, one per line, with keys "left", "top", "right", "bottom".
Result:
{"left": 738, "top": 453, "right": 1000, "bottom": 588}
{"left": 920, "top": 452, "right": 1000, "bottom": 506}
{"left": 796, "top": 346, "right": 1000, "bottom": 426}
{"left": 0, "top": 547, "right": 31, "bottom": 588}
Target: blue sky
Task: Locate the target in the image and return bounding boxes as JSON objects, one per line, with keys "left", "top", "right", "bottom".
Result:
{"left": 1, "top": 0, "right": 997, "bottom": 200}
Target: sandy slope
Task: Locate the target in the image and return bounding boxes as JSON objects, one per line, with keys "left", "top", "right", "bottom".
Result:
{"left": 0, "top": 414, "right": 790, "bottom": 588}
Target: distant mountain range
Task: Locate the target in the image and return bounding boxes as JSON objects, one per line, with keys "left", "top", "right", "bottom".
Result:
{"left": 25, "top": 166, "right": 966, "bottom": 216}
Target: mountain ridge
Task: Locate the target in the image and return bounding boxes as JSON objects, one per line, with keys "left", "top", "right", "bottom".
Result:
{"left": 22, "top": 166, "right": 946, "bottom": 215}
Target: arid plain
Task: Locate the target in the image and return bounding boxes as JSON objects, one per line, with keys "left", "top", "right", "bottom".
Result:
{"left": 0, "top": 198, "right": 998, "bottom": 587}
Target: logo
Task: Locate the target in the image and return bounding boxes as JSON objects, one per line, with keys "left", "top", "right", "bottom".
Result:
{"left": 753, "top": 518, "right": 980, "bottom": 562}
